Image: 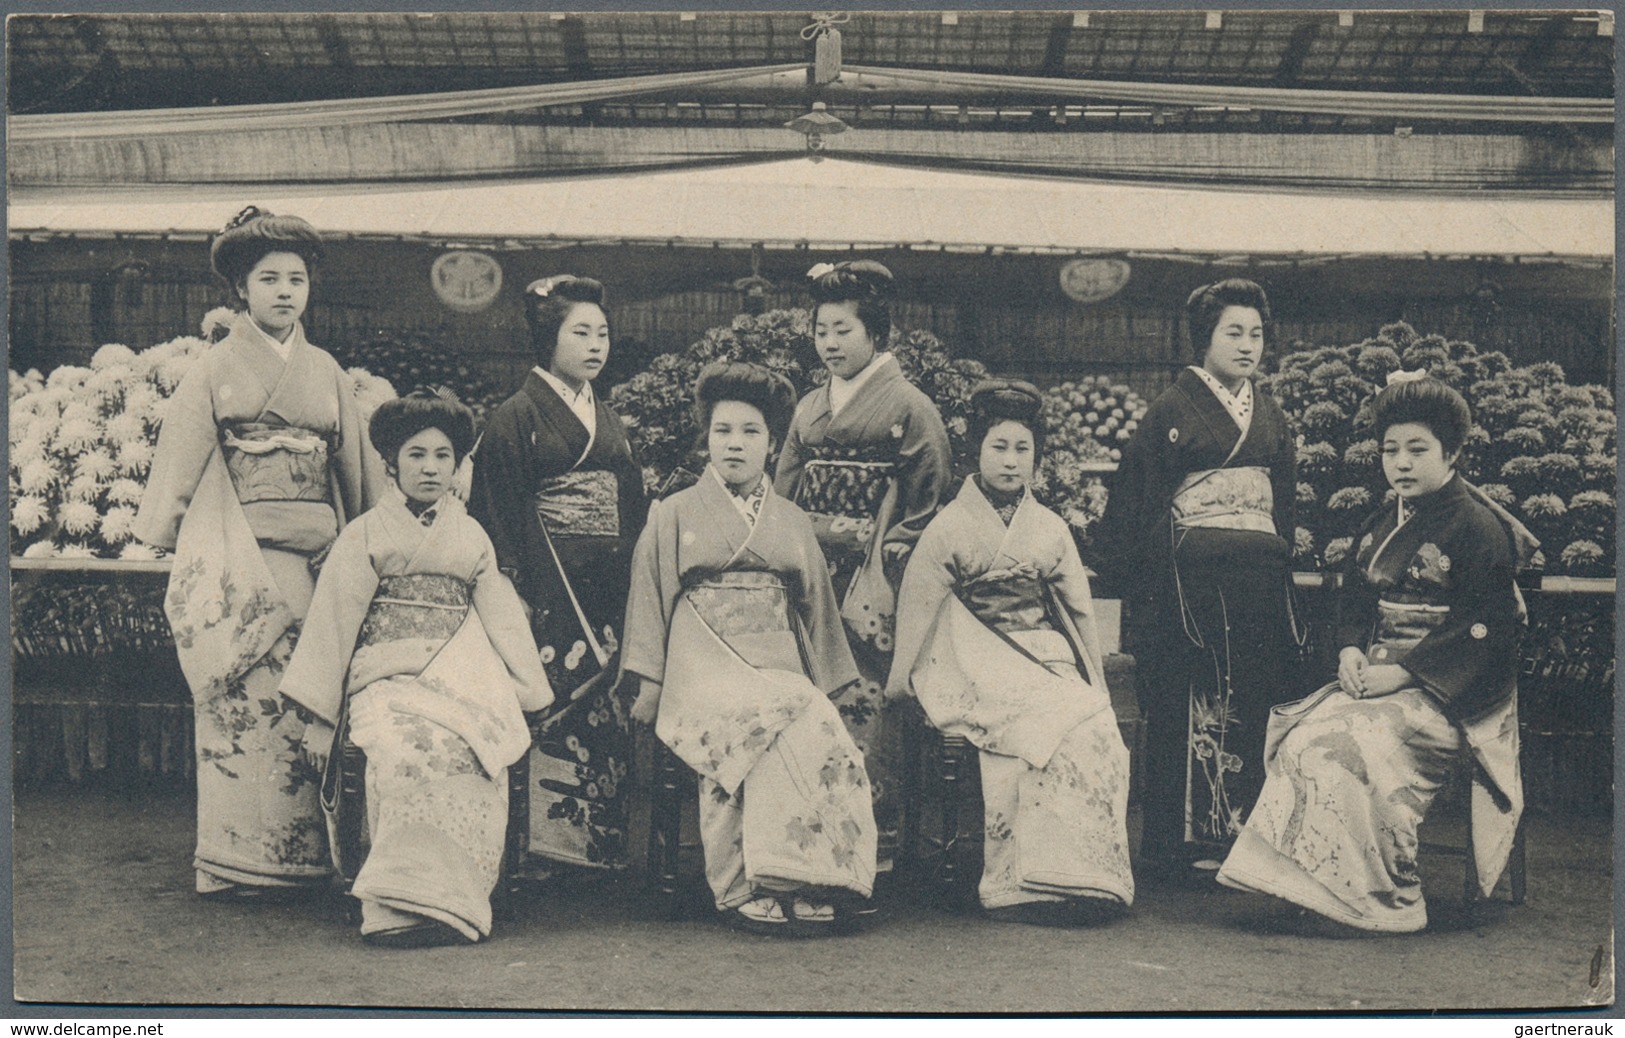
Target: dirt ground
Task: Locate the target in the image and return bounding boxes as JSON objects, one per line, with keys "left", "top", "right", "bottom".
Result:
{"left": 9, "top": 783, "right": 1615, "bottom": 1015}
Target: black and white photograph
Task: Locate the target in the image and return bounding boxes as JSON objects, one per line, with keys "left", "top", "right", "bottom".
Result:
{"left": 5, "top": 8, "right": 1616, "bottom": 1016}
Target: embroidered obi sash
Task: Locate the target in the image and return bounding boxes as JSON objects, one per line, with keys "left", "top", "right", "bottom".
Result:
{"left": 222, "top": 422, "right": 332, "bottom": 506}
{"left": 358, "top": 574, "right": 471, "bottom": 649}
{"left": 1171, "top": 466, "right": 1275, "bottom": 535}
{"left": 534, "top": 469, "right": 621, "bottom": 539}
{"left": 1365, "top": 598, "right": 1449, "bottom": 666}
{"left": 795, "top": 443, "right": 896, "bottom": 522}
{"left": 958, "top": 570, "right": 1055, "bottom": 637}
{"left": 221, "top": 421, "right": 338, "bottom": 553}
{"left": 681, "top": 570, "right": 803, "bottom": 673}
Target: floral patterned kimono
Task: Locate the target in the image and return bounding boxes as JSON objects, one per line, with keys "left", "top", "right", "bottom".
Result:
{"left": 469, "top": 371, "right": 649, "bottom": 871}
{"left": 133, "top": 312, "right": 385, "bottom": 893}
{"left": 621, "top": 468, "right": 877, "bottom": 909}
{"left": 1218, "top": 474, "right": 1530, "bottom": 932}
{"left": 774, "top": 354, "right": 952, "bottom": 865}
{"left": 891, "top": 477, "right": 1134, "bottom": 909}
{"left": 280, "top": 491, "right": 551, "bottom": 941}
{"left": 1093, "top": 367, "right": 1302, "bottom": 860}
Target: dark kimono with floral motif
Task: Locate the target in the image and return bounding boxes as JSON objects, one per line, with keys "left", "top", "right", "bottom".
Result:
{"left": 1219, "top": 474, "right": 1527, "bottom": 931}
{"left": 1093, "top": 367, "right": 1301, "bottom": 858}
{"left": 469, "top": 371, "right": 649, "bottom": 870}
{"left": 621, "top": 469, "right": 876, "bottom": 908}
{"left": 133, "top": 313, "right": 385, "bottom": 894}
{"left": 774, "top": 356, "right": 952, "bottom": 865}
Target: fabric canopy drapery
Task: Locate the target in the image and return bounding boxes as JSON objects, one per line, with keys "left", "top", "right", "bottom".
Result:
{"left": 8, "top": 156, "right": 1612, "bottom": 261}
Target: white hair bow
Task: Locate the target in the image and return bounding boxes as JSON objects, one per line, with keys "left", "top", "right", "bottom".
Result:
{"left": 806, "top": 263, "right": 836, "bottom": 280}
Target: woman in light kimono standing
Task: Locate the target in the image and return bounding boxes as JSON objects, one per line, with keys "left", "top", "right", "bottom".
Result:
{"left": 1092, "top": 279, "right": 1303, "bottom": 881}
{"left": 134, "top": 206, "right": 386, "bottom": 897}
{"left": 623, "top": 361, "right": 877, "bottom": 934}
{"left": 1218, "top": 376, "right": 1532, "bottom": 932}
{"left": 774, "top": 261, "right": 953, "bottom": 870}
{"left": 281, "top": 392, "right": 554, "bottom": 947}
{"left": 469, "top": 276, "right": 650, "bottom": 873}
{"left": 890, "top": 380, "right": 1134, "bottom": 921}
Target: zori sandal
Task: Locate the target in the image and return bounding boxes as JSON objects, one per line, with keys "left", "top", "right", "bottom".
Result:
{"left": 727, "top": 895, "right": 788, "bottom": 935}
{"left": 790, "top": 899, "right": 836, "bottom": 926}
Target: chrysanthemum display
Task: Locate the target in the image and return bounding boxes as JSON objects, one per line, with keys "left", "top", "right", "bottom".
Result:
{"left": 9, "top": 329, "right": 395, "bottom": 559}
{"left": 1261, "top": 322, "right": 1615, "bottom": 575}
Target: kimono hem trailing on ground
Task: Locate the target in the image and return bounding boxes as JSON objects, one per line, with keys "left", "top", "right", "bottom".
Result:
{"left": 132, "top": 313, "right": 384, "bottom": 893}
{"left": 891, "top": 477, "right": 1134, "bottom": 908}
{"left": 622, "top": 470, "right": 876, "bottom": 908}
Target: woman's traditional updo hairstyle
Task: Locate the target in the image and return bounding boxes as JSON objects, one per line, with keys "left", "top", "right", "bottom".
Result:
{"left": 524, "top": 275, "right": 607, "bottom": 367}
{"left": 807, "top": 260, "right": 895, "bottom": 348}
{"left": 369, "top": 388, "right": 479, "bottom": 469}
{"left": 968, "top": 378, "right": 1047, "bottom": 465}
{"left": 1185, "top": 278, "right": 1271, "bottom": 359}
{"left": 693, "top": 360, "right": 798, "bottom": 449}
{"left": 210, "top": 206, "right": 323, "bottom": 304}
{"left": 1368, "top": 375, "right": 1473, "bottom": 458}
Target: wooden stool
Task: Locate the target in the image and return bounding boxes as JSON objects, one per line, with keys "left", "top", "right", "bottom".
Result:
{"left": 1419, "top": 748, "right": 1527, "bottom": 906}
{"left": 646, "top": 741, "right": 699, "bottom": 919}
{"left": 900, "top": 714, "right": 983, "bottom": 911}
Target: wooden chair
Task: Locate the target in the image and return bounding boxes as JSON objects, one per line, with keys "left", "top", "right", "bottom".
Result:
{"left": 645, "top": 740, "right": 697, "bottom": 918}
{"left": 898, "top": 713, "right": 984, "bottom": 911}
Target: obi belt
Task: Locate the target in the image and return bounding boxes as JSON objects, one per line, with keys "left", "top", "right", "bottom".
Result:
{"left": 682, "top": 570, "right": 805, "bottom": 671}
{"left": 1171, "top": 466, "right": 1275, "bottom": 535}
{"left": 534, "top": 470, "right": 621, "bottom": 539}
{"left": 359, "top": 574, "right": 472, "bottom": 649}
{"left": 1364, "top": 597, "right": 1447, "bottom": 668}
{"left": 795, "top": 444, "right": 896, "bottom": 522}
{"left": 222, "top": 421, "right": 336, "bottom": 553}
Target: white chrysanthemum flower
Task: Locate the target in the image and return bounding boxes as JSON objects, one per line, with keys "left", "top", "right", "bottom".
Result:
{"left": 85, "top": 366, "right": 133, "bottom": 408}
{"left": 107, "top": 477, "right": 146, "bottom": 506}
{"left": 56, "top": 542, "right": 97, "bottom": 560}
{"left": 102, "top": 411, "right": 145, "bottom": 445}
{"left": 63, "top": 473, "right": 104, "bottom": 503}
{"left": 116, "top": 438, "right": 154, "bottom": 476}
{"left": 59, "top": 500, "right": 100, "bottom": 536}
{"left": 99, "top": 505, "right": 137, "bottom": 545}
{"left": 201, "top": 307, "right": 237, "bottom": 339}
{"left": 17, "top": 459, "right": 58, "bottom": 495}
{"left": 53, "top": 416, "right": 102, "bottom": 454}
{"left": 21, "top": 540, "right": 57, "bottom": 559}
{"left": 166, "top": 335, "right": 211, "bottom": 359}
{"left": 45, "top": 365, "right": 91, "bottom": 392}
{"left": 59, "top": 399, "right": 97, "bottom": 425}
{"left": 13, "top": 431, "right": 52, "bottom": 467}
{"left": 75, "top": 448, "right": 117, "bottom": 483}
{"left": 10, "top": 495, "right": 49, "bottom": 537}
{"left": 152, "top": 354, "right": 194, "bottom": 392}
{"left": 123, "top": 383, "right": 160, "bottom": 417}
{"left": 120, "top": 541, "right": 160, "bottom": 561}
{"left": 90, "top": 343, "right": 137, "bottom": 370}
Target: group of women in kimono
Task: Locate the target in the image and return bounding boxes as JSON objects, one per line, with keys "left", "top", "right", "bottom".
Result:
{"left": 136, "top": 207, "right": 1528, "bottom": 948}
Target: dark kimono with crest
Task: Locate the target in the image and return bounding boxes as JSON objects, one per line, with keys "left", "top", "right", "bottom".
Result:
{"left": 1093, "top": 367, "right": 1301, "bottom": 856}
{"left": 1219, "top": 474, "right": 1528, "bottom": 931}
{"left": 133, "top": 313, "right": 385, "bottom": 893}
{"left": 468, "top": 371, "right": 649, "bottom": 870}
{"left": 774, "top": 356, "right": 953, "bottom": 865}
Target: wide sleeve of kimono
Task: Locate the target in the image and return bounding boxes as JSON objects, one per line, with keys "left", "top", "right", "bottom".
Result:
{"left": 618, "top": 499, "right": 681, "bottom": 686}
{"left": 330, "top": 358, "right": 387, "bottom": 522}
{"left": 131, "top": 357, "right": 218, "bottom": 550}
{"left": 466, "top": 399, "right": 531, "bottom": 582}
{"left": 278, "top": 518, "right": 381, "bottom": 724}
{"left": 1401, "top": 507, "right": 1520, "bottom": 715}
{"left": 791, "top": 509, "right": 860, "bottom": 694}
{"left": 771, "top": 397, "right": 813, "bottom": 500}
{"left": 1261, "top": 394, "right": 1299, "bottom": 542}
{"left": 1089, "top": 395, "right": 1171, "bottom": 592}
{"left": 886, "top": 389, "right": 953, "bottom": 549}
{"left": 887, "top": 517, "right": 958, "bottom": 698}
{"left": 468, "top": 521, "right": 554, "bottom": 712}
{"left": 1335, "top": 512, "right": 1383, "bottom": 653}
{"left": 1045, "top": 517, "right": 1108, "bottom": 687}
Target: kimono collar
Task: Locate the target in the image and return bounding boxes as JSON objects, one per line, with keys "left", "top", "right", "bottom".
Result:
{"left": 387, "top": 484, "right": 464, "bottom": 528}
{"left": 829, "top": 351, "right": 897, "bottom": 417}
{"left": 972, "top": 474, "right": 1026, "bottom": 526}
{"left": 1188, "top": 365, "right": 1253, "bottom": 433}
{"left": 233, "top": 310, "right": 307, "bottom": 362}
{"left": 708, "top": 464, "right": 770, "bottom": 527}
{"left": 1397, "top": 470, "right": 1468, "bottom": 524}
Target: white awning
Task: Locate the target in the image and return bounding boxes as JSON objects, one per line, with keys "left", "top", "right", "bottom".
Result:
{"left": 7, "top": 156, "right": 1612, "bottom": 260}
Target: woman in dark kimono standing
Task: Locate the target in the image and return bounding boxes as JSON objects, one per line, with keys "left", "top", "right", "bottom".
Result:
{"left": 773, "top": 261, "right": 953, "bottom": 870}
{"left": 1093, "top": 279, "right": 1303, "bottom": 879}
{"left": 469, "top": 276, "right": 650, "bottom": 872}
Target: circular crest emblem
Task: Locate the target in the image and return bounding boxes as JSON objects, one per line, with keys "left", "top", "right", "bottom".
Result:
{"left": 1168, "top": 427, "right": 1180, "bottom": 444}
{"left": 431, "top": 250, "right": 503, "bottom": 313}
{"left": 1059, "top": 258, "right": 1132, "bottom": 304}
{"left": 1471, "top": 623, "right": 1488, "bottom": 640}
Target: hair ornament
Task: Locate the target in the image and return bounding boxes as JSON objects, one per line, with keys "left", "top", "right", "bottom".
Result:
{"left": 806, "top": 263, "right": 836, "bottom": 280}
{"left": 222, "top": 205, "right": 267, "bottom": 233}
{"left": 1385, "top": 368, "right": 1429, "bottom": 387}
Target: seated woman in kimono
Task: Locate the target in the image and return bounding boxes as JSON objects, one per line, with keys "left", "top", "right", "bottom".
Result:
{"left": 281, "top": 391, "right": 554, "bottom": 947}
{"left": 622, "top": 361, "right": 878, "bottom": 935}
{"left": 1218, "top": 375, "right": 1532, "bottom": 933}
{"left": 888, "top": 380, "right": 1135, "bottom": 921}
{"left": 133, "top": 206, "right": 386, "bottom": 898}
